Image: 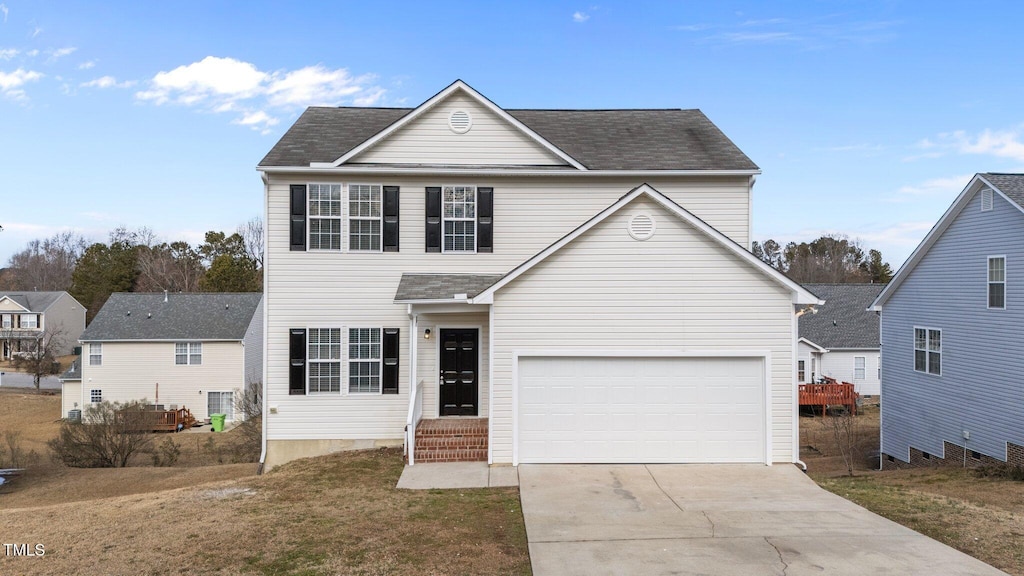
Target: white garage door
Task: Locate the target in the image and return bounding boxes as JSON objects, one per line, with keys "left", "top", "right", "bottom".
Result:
{"left": 517, "top": 356, "right": 765, "bottom": 463}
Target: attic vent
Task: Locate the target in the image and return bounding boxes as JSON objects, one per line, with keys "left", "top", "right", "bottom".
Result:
{"left": 448, "top": 110, "right": 472, "bottom": 134}
{"left": 981, "top": 188, "right": 993, "bottom": 212}
{"left": 628, "top": 214, "right": 656, "bottom": 241}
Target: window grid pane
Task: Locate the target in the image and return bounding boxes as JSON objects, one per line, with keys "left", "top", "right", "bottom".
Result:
{"left": 349, "top": 328, "right": 381, "bottom": 393}
{"left": 308, "top": 328, "right": 342, "bottom": 393}
{"left": 309, "top": 184, "right": 342, "bottom": 250}
{"left": 349, "top": 185, "right": 382, "bottom": 251}
{"left": 989, "top": 257, "right": 1006, "bottom": 308}
{"left": 914, "top": 328, "right": 941, "bottom": 375}
{"left": 442, "top": 186, "right": 476, "bottom": 252}
{"left": 89, "top": 343, "right": 102, "bottom": 366}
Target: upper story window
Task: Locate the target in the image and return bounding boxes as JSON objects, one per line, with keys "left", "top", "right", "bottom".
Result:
{"left": 349, "top": 184, "right": 382, "bottom": 252}
{"left": 20, "top": 314, "right": 38, "bottom": 329}
{"left": 89, "top": 343, "right": 102, "bottom": 366}
{"left": 349, "top": 327, "right": 381, "bottom": 394}
{"left": 443, "top": 186, "right": 477, "bottom": 252}
{"left": 1, "top": 314, "right": 10, "bottom": 329}
{"left": 175, "top": 342, "right": 202, "bottom": 365}
{"left": 308, "top": 183, "right": 342, "bottom": 250}
{"left": 988, "top": 256, "right": 1006, "bottom": 309}
{"left": 914, "top": 327, "right": 941, "bottom": 376}
{"left": 854, "top": 356, "right": 866, "bottom": 380}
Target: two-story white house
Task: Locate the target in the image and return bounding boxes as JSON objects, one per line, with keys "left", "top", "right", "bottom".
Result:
{"left": 258, "top": 80, "right": 820, "bottom": 470}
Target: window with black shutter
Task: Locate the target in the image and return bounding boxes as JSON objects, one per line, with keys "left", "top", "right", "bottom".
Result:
{"left": 289, "top": 185, "right": 307, "bottom": 251}
{"left": 383, "top": 186, "right": 400, "bottom": 251}
{"left": 382, "top": 328, "right": 400, "bottom": 394}
{"left": 289, "top": 328, "right": 306, "bottom": 395}
{"left": 477, "top": 187, "right": 493, "bottom": 252}
{"left": 426, "top": 185, "right": 494, "bottom": 253}
{"left": 425, "top": 186, "right": 442, "bottom": 252}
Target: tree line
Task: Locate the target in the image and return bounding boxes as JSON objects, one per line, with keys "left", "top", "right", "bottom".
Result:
{"left": 0, "top": 218, "right": 263, "bottom": 322}
{"left": 751, "top": 234, "right": 893, "bottom": 284}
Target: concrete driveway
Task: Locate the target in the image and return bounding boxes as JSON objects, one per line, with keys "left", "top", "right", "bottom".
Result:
{"left": 519, "top": 464, "right": 1008, "bottom": 576}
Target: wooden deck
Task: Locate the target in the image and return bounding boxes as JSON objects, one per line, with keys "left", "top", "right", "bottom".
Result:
{"left": 799, "top": 378, "right": 859, "bottom": 416}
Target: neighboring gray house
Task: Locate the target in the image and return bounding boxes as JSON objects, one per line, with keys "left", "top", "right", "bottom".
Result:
{"left": 0, "top": 291, "right": 86, "bottom": 359}
{"left": 872, "top": 173, "right": 1024, "bottom": 468}
{"left": 62, "top": 292, "right": 263, "bottom": 422}
{"left": 258, "top": 79, "right": 820, "bottom": 470}
{"left": 799, "top": 283, "right": 885, "bottom": 395}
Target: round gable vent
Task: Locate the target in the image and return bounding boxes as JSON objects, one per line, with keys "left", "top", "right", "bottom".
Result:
{"left": 628, "top": 214, "right": 656, "bottom": 241}
{"left": 449, "top": 110, "right": 472, "bottom": 134}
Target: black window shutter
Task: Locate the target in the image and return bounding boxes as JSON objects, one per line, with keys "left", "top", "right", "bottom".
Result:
{"left": 383, "top": 185, "right": 400, "bottom": 252}
{"left": 382, "top": 328, "right": 400, "bottom": 394}
{"left": 290, "top": 184, "right": 307, "bottom": 251}
{"left": 477, "top": 187, "right": 493, "bottom": 253}
{"left": 425, "top": 186, "right": 442, "bottom": 252}
{"left": 289, "top": 328, "right": 306, "bottom": 395}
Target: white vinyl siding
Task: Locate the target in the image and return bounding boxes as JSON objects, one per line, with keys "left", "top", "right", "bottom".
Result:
{"left": 348, "top": 184, "right": 382, "bottom": 252}
{"left": 175, "top": 342, "right": 202, "bottom": 365}
{"left": 308, "top": 183, "right": 342, "bottom": 250}
{"left": 914, "top": 327, "right": 941, "bottom": 375}
{"left": 351, "top": 92, "right": 568, "bottom": 167}
{"left": 308, "top": 328, "right": 342, "bottom": 393}
{"left": 988, "top": 256, "right": 1005, "bottom": 309}
{"left": 89, "top": 342, "right": 102, "bottom": 366}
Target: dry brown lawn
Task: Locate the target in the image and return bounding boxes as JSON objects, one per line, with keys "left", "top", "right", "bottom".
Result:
{"left": 0, "top": 389, "right": 530, "bottom": 575}
{"left": 801, "top": 404, "right": 1024, "bottom": 575}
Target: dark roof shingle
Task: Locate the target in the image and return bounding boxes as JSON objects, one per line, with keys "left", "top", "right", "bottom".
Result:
{"left": 79, "top": 293, "right": 263, "bottom": 341}
{"left": 0, "top": 291, "right": 66, "bottom": 312}
{"left": 983, "top": 173, "right": 1024, "bottom": 208}
{"left": 259, "top": 107, "right": 757, "bottom": 171}
{"left": 394, "top": 274, "right": 503, "bottom": 302}
{"left": 800, "top": 284, "right": 885, "bottom": 349}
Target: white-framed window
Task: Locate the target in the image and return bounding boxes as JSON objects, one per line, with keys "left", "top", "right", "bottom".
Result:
{"left": 175, "top": 342, "right": 202, "bottom": 365}
{"left": 308, "top": 328, "right": 341, "bottom": 393}
{"left": 988, "top": 256, "right": 1006, "bottom": 309}
{"left": 89, "top": 343, "right": 102, "bottom": 366}
{"left": 348, "top": 184, "right": 382, "bottom": 252}
{"left": 20, "top": 314, "right": 38, "bottom": 329}
{"left": 308, "top": 183, "right": 342, "bottom": 250}
{"left": 854, "top": 356, "right": 866, "bottom": 380}
{"left": 1, "top": 314, "right": 11, "bottom": 329}
{"left": 797, "top": 360, "right": 805, "bottom": 382}
{"left": 348, "top": 327, "right": 381, "bottom": 394}
{"left": 90, "top": 389, "right": 102, "bottom": 403}
{"left": 207, "top": 391, "right": 234, "bottom": 420}
{"left": 443, "top": 185, "right": 476, "bottom": 252}
{"left": 914, "top": 327, "right": 941, "bottom": 375}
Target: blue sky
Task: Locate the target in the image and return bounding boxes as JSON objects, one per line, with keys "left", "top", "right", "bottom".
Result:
{"left": 1, "top": 1, "right": 1023, "bottom": 270}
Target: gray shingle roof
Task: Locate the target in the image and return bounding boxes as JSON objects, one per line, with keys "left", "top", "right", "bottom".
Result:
{"left": 259, "top": 107, "right": 758, "bottom": 171}
{"left": 983, "top": 173, "right": 1024, "bottom": 207}
{"left": 394, "top": 274, "right": 504, "bottom": 302}
{"left": 0, "top": 291, "right": 66, "bottom": 312}
{"left": 60, "top": 355, "right": 81, "bottom": 381}
{"left": 79, "top": 293, "right": 262, "bottom": 342}
{"left": 800, "top": 284, "right": 886, "bottom": 349}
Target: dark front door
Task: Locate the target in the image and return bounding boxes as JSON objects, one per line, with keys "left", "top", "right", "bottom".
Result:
{"left": 440, "top": 328, "right": 478, "bottom": 416}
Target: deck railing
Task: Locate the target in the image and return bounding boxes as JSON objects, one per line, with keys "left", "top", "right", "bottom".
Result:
{"left": 798, "top": 380, "right": 859, "bottom": 416}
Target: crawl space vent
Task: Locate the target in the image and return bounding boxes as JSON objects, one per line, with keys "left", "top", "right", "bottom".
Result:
{"left": 448, "top": 110, "right": 472, "bottom": 134}
{"left": 628, "top": 214, "right": 656, "bottom": 241}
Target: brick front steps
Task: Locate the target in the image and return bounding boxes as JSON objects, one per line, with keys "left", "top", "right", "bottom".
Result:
{"left": 413, "top": 418, "right": 488, "bottom": 463}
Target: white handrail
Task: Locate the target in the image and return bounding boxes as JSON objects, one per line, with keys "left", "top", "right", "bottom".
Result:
{"left": 406, "top": 379, "right": 425, "bottom": 465}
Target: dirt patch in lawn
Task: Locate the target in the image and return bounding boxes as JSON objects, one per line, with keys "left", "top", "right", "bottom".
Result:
{"left": 801, "top": 404, "right": 1024, "bottom": 575}
{"left": 1, "top": 448, "right": 531, "bottom": 576}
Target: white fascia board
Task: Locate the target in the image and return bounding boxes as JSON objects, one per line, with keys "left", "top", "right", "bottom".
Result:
{"left": 871, "top": 173, "right": 1011, "bottom": 310}
{"left": 329, "top": 80, "right": 587, "bottom": 170}
{"left": 258, "top": 165, "right": 760, "bottom": 178}
{"left": 0, "top": 296, "right": 31, "bottom": 312}
{"left": 472, "top": 183, "right": 819, "bottom": 305}
{"left": 798, "top": 337, "right": 829, "bottom": 354}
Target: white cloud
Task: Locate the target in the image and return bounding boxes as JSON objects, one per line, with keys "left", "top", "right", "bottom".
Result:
{"left": 573, "top": 11, "right": 589, "bottom": 23}
{"left": 0, "top": 4, "right": 7, "bottom": 24}
{"left": 907, "top": 125, "right": 1024, "bottom": 163}
{"left": 30, "top": 26, "right": 41, "bottom": 39}
{"left": 0, "top": 48, "right": 16, "bottom": 60}
{"left": 46, "top": 46, "right": 76, "bottom": 61}
{"left": 0, "top": 67, "right": 43, "bottom": 99}
{"left": 78, "top": 60, "right": 96, "bottom": 70}
{"left": 895, "top": 174, "right": 972, "bottom": 198}
{"left": 136, "top": 56, "right": 385, "bottom": 131}
{"left": 80, "top": 75, "right": 134, "bottom": 89}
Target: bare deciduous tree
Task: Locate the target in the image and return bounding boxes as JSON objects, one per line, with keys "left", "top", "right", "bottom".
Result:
{"left": 48, "top": 400, "right": 155, "bottom": 468}
{"left": 9, "top": 326, "right": 66, "bottom": 391}
{"left": 238, "top": 216, "right": 264, "bottom": 270}
{"left": 2, "top": 231, "right": 89, "bottom": 291}
{"left": 821, "top": 406, "right": 862, "bottom": 477}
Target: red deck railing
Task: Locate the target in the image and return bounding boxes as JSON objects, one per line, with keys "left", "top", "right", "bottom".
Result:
{"left": 798, "top": 378, "right": 859, "bottom": 416}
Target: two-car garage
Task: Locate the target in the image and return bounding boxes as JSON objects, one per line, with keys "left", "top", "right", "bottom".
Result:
{"left": 516, "top": 355, "right": 768, "bottom": 464}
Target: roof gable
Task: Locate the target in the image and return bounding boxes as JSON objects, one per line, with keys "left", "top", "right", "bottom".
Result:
{"left": 330, "top": 80, "right": 585, "bottom": 170}
{"left": 800, "top": 283, "right": 884, "bottom": 349}
{"left": 473, "top": 184, "right": 820, "bottom": 305}
{"left": 0, "top": 291, "right": 67, "bottom": 312}
{"left": 79, "top": 293, "right": 263, "bottom": 342}
{"left": 0, "top": 295, "right": 31, "bottom": 312}
{"left": 873, "top": 173, "right": 1024, "bottom": 309}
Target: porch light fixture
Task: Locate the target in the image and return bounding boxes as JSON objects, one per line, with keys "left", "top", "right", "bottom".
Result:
{"left": 424, "top": 328, "right": 431, "bottom": 340}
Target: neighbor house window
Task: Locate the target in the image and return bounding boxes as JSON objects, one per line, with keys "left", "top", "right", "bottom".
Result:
{"left": 914, "top": 327, "right": 941, "bottom": 375}
{"left": 988, "top": 256, "right": 1006, "bottom": 309}
{"left": 348, "top": 184, "right": 382, "bottom": 251}
{"left": 349, "top": 328, "right": 381, "bottom": 393}
{"left": 308, "top": 328, "right": 341, "bottom": 393}
{"left": 443, "top": 185, "right": 476, "bottom": 252}
{"left": 20, "top": 314, "right": 38, "bottom": 329}
{"left": 308, "top": 183, "right": 342, "bottom": 250}
{"left": 854, "top": 356, "right": 866, "bottom": 380}
{"left": 208, "top": 391, "right": 234, "bottom": 420}
{"left": 1, "top": 314, "right": 10, "bottom": 328}
{"left": 89, "top": 343, "right": 102, "bottom": 366}
{"left": 797, "top": 360, "right": 805, "bottom": 382}
{"left": 175, "top": 342, "right": 202, "bottom": 365}
{"left": 90, "top": 389, "right": 102, "bottom": 403}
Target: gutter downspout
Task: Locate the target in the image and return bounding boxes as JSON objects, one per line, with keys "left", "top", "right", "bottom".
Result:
{"left": 257, "top": 170, "right": 270, "bottom": 475}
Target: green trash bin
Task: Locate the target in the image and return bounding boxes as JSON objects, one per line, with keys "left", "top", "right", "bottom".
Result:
{"left": 210, "top": 413, "right": 226, "bottom": 432}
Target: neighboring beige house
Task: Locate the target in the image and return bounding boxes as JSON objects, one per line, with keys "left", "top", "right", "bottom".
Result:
{"left": 0, "top": 291, "right": 86, "bottom": 359}
{"left": 258, "top": 80, "right": 821, "bottom": 470}
{"left": 63, "top": 292, "right": 263, "bottom": 422}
